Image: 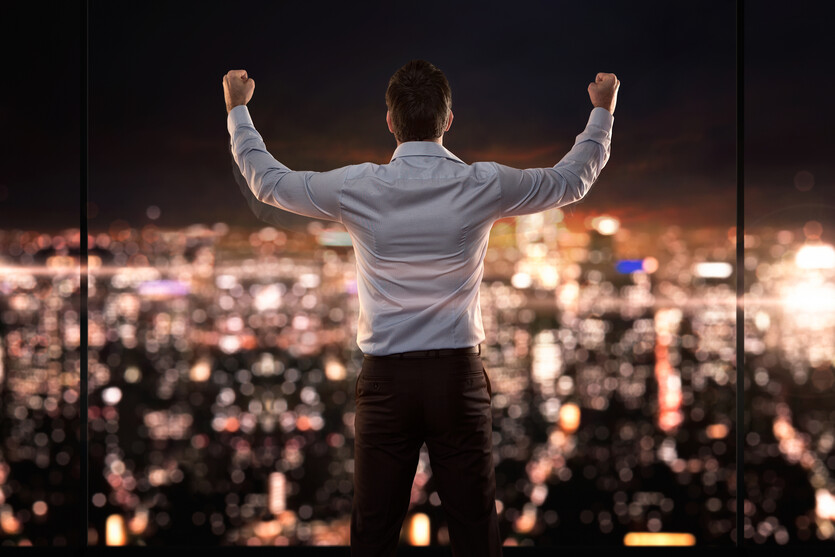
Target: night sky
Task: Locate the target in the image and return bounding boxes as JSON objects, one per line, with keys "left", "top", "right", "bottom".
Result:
{"left": 1, "top": 1, "right": 832, "bottom": 233}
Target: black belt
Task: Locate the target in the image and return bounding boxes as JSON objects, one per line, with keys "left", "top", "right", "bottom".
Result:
{"left": 365, "top": 345, "right": 481, "bottom": 359}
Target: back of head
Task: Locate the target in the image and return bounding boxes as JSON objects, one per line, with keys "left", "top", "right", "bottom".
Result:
{"left": 385, "top": 60, "right": 452, "bottom": 143}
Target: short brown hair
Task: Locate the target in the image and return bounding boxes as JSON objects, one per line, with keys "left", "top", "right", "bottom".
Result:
{"left": 385, "top": 60, "right": 452, "bottom": 143}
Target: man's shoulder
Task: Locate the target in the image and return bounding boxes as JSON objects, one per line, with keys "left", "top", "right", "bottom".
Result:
{"left": 344, "top": 161, "right": 384, "bottom": 180}
{"left": 470, "top": 160, "right": 500, "bottom": 180}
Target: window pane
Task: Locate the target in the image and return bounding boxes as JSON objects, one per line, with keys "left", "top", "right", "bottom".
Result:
{"left": 744, "top": 1, "right": 835, "bottom": 547}
{"left": 87, "top": 1, "right": 735, "bottom": 548}
{"left": 0, "top": 4, "right": 82, "bottom": 546}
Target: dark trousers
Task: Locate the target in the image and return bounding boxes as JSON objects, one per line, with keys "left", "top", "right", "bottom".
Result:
{"left": 350, "top": 351, "right": 503, "bottom": 556}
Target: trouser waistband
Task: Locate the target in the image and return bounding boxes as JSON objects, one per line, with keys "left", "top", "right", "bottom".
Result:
{"left": 364, "top": 345, "right": 481, "bottom": 360}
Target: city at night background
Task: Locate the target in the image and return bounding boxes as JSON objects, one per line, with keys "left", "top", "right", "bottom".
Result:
{"left": 1, "top": 0, "right": 834, "bottom": 549}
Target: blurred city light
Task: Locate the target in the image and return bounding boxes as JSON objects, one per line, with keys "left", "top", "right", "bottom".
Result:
{"left": 642, "top": 257, "right": 659, "bottom": 273}
{"left": 694, "top": 262, "right": 733, "bottom": 278}
{"left": 783, "top": 282, "right": 835, "bottom": 314}
{"left": 269, "top": 472, "right": 287, "bottom": 515}
{"left": 136, "top": 279, "right": 190, "bottom": 298}
{"left": 105, "top": 514, "right": 127, "bottom": 546}
{"left": 514, "top": 504, "right": 538, "bottom": 534}
{"left": 1, "top": 507, "right": 23, "bottom": 535}
{"left": 189, "top": 358, "right": 212, "bottom": 382}
{"left": 558, "top": 403, "right": 581, "bottom": 434}
{"left": 407, "top": 513, "right": 431, "bottom": 545}
{"left": 510, "top": 272, "right": 532, "bottom": 289}
{"left": 623, "top": 532, "right": 696, "bottom": 546}
{"left": 706, "top": 424, "right": 729, "bottom": 440}
{"left": 127, "top": 508, "right": 149, "bottom": 535}
{"left": 795, "top": 243, "right": 835, "bottom": 269}
{"left": 615, "top": 260, "right": 644, "bottom": 274}
{"left": 591, "top": 215, "right": 620, "bottom": 235}
{"left": 817, "top": 489, "right": 835, "bottom": 520}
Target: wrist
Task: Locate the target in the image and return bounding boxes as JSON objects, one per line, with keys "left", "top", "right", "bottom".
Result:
{"left": 227, "top": 104, "right": 254, "bottom": 137}
{"left": 227, "top": 100, "right": 246, "bottom": 114}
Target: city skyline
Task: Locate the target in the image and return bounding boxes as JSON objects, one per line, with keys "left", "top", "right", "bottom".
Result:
{"left": 7, "top": 215, "right": 834, "bottom": 546}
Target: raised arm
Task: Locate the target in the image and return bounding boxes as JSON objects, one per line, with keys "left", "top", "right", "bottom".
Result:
{"left": 229, "top": 146, "right": 322, "bottom": 233}
{"left": 496, "top": 72, "right": 619, "bottom": 219}
{"left": 223, "top": 69, "right": 346, "bottom": 223}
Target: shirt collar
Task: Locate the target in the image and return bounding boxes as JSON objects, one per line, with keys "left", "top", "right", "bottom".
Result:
{"left": 390, "top": 141, "right": 465, "bottom": 164}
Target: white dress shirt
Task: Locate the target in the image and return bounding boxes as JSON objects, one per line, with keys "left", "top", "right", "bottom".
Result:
{"left": 228, "top": 105, "right": 613, "bottom": 355}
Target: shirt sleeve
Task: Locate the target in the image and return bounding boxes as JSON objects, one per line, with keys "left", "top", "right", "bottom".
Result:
{"left": 227, "top": 105, "right": 346, "bottom": 223}
{"left": 229, "top": 147, "right": 322, "bottom": 233}
{"left": 496, "top": 107, "right": 614, "bottom": 218}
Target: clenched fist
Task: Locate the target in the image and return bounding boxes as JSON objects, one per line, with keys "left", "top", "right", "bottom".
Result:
{"left": 223, "top": 69, "right": 255, "bottom": 114}
{"left": 587, "top": 72, "right": 620, "bottom": 115}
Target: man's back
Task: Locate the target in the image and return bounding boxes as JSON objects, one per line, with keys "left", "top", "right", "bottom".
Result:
{"left": 342, "top": 142, "right": 498, "bottom": 355}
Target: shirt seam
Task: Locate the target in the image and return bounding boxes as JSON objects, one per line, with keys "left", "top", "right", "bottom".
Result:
{"left": 494, "top": 162, "right": 505, "bottom": 220}
{"left": 337, "top": 165, "right": 349, "bottom": 224}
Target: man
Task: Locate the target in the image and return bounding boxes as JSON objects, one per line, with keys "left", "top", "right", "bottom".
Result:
{"left": 224, "top": 60, "right": 618, "bottom": 556}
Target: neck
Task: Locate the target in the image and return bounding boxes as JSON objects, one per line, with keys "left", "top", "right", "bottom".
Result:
{"left": 396, "top": 136, "right": 444, "bottom": 148}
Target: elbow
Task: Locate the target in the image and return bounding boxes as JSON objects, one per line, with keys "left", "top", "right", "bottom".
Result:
{"left": 252, "top": 180, "right": 267, "bottom": 202}
{"left": 254, "top": 169, "right": 287, "bottom": 204}
{"left": 561, "top": 169, "right": 590, "bottom": 204}
{"left": 248, "top": 179, "right": 270, "bottom": 204}
{"left": 255, "top": 185, "right": 276, "bottom": 205}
